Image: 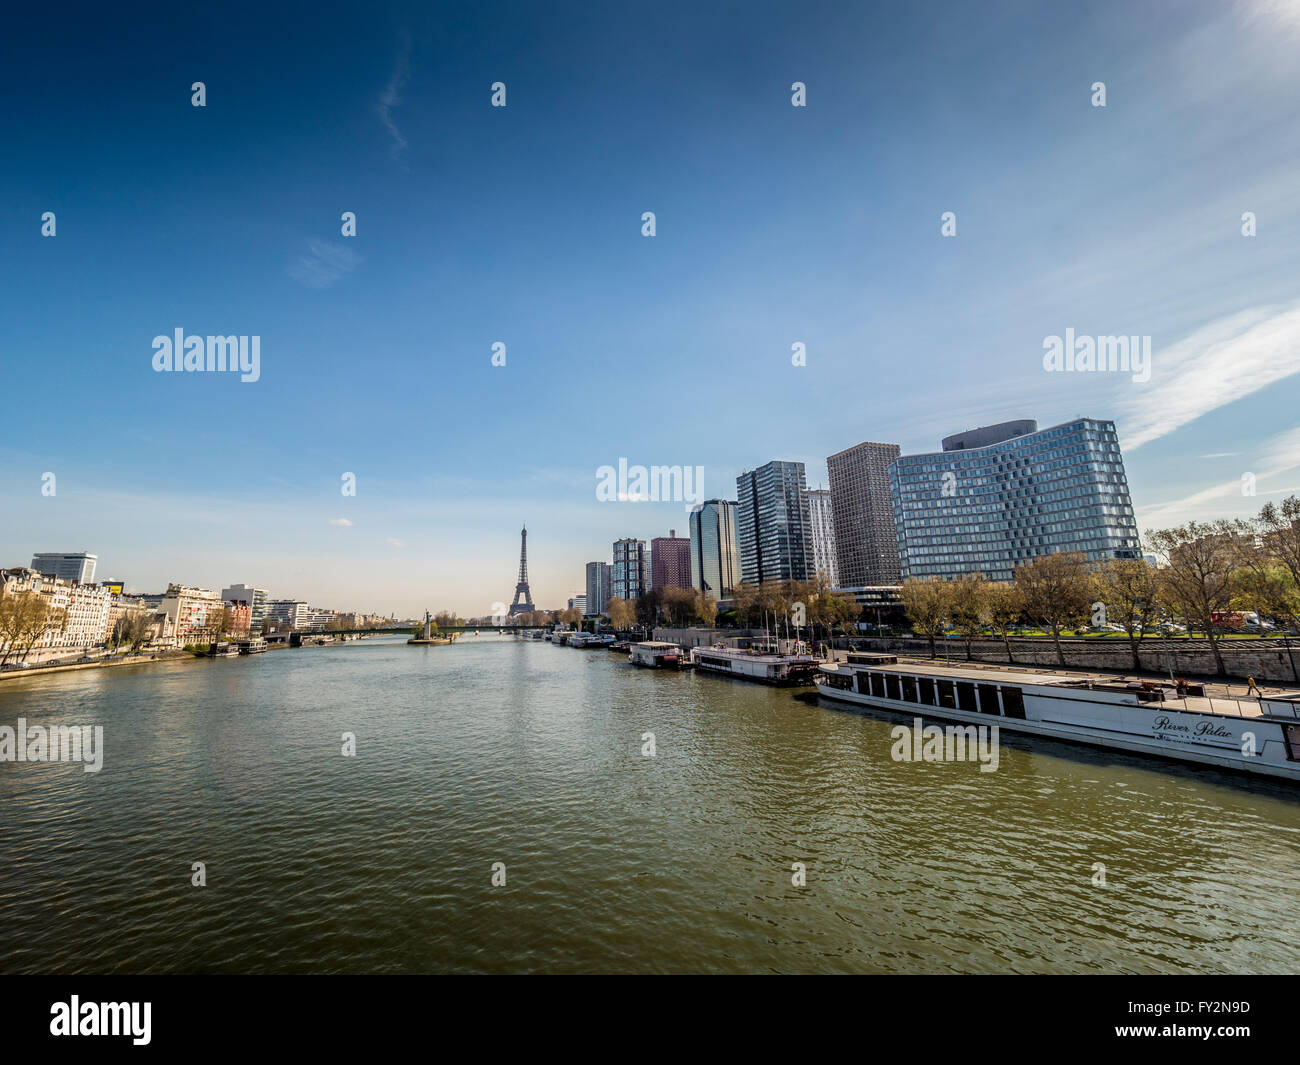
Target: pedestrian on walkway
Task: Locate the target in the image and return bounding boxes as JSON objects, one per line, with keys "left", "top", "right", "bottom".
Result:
{"left": 1246, "top": 676, "right": 1261, "bottom": 697}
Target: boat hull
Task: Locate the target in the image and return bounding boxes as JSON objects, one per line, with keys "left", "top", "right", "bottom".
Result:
{"left": 815, "top": 672, "right": 1300, "bottom": 783}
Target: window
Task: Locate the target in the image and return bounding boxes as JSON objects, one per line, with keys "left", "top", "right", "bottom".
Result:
{"left": 918, "top": 678, "right": 936, "bottom": 705}
{"left": 1001, "top": 686, "right": 1025, "bottom": 719}
{"left": 956, "top": 682, "right": 977, "bottom": 712}
{"left": 977, "top": 684, "right": 1001, "bottom": 715}
{"left": 885, "top": 675, "right": 901, "bottom": 701}
{"left": 937, "top": 680, "right": 956, "bottom": 709}
{"left": 902, "top": 676, "right": 918, "bottom": 703}
{"left": 1285, "top": 724, "right": 1300, "bottom": 762}
{"left": 870, "top": 672, "right": 885, "bottom": 698}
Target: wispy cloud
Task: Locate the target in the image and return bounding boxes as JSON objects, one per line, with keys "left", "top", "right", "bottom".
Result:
{"left": 288, "top": 240, "right": 361, "bottom": 288}
{"left": 1116, "top": 300, "right": 1300, "bottom": 452}
{"left": 386, "top": 538, "right": 405, "bottom": 548}
{"left": 1138, "top": 425, "right": 1300, "bottom": 527}
{"left": 378, "top": 30, "right": 412, "bottom": 163}
{"left": 329, "top": 518, "right": 353, "bottom": 527}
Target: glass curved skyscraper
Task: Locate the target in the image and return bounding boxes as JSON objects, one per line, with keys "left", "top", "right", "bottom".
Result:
{"left": 889, "top": 418, "right": 1141, "bottom": 581}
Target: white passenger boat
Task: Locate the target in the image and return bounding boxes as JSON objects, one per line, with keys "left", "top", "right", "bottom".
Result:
{"left": 629, "top": 642, "right": 688, "bottom": 669}
{"left": 814, "top": 657, "right": 1300, "bottom": 782}
{"left": 691, "top": 645, "right": 819, "bottom": 686}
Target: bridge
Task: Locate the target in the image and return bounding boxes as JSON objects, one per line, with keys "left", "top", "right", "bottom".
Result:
{"left": 262, "top": 624, "right": 534, "bottom": 644}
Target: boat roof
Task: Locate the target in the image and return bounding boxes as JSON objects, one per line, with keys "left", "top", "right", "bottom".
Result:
{"left": 635, "top": 641, "right": 680, "bottom": 649}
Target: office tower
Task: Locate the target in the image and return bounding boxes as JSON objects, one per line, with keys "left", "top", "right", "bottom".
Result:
{"left": 612, "top": 539, "right": 647, "bottom": 600}
{"left": 689, "top": 500, "right": 741, "bottom": 601}
{"left": 30, "top": 552, "right": 97, "bottom": 585}
{"left": 890, "top": 418, "right": 1141, "bottom": 582}
{"left": 826, "top": 440, "right": 902, "bottom": 586}
{"left": 735, "top": 461, "right": 811, "bottom": 585}
{"left": 585, "top": 561, "right": 612, "bottom": 616}
{"left": 650, "top": 530, "right": 692, "bottom": 591}
{"left": 803, "top": 487, "right": 840, "bottom": 587}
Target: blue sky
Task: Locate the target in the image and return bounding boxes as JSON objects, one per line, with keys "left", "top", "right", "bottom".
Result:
{"left": 2, "top": 0, "right": 1299, "bottom": 615}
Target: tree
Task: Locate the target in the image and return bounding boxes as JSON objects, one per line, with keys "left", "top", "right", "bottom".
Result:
{"left": 731, "top": 582, "right": 760, "bottom": 628}
{"left": 757, "top": 580, "right": 790, "bottom": 639}
{"left": 1256, "top": 496, "right": 1300, "bottom": 601}
{"left": 899, "top": 577, "right": 951, "bottom": 659}
{"left": 825, "top": 592, "right": 861, "bottom": 637}
{"left": 1146, "top": 521, "right": 1240, "bottom": 676}
{"left": 661, "top": 586, "right": 697, "bottom": 627}
{"left": 1014, "top": 552, "right": 1092, "bottom": 666}
{"left": 948, "top": 572, "right": 988, "bottom": 661}
{"left": 695, "top": 592, "right": 718, "bottom": 627}
{"left": 0, "top": 591, "right": 67, "bottom": 666}
{"left": 1093, "top": 557, "right": 1161, "bottom": 671}
{"left": 984, "top": 581, "right": 1024, "bottom": 664}
{"left": 634, "top": 589, "right": 662, "bottom": 628}
{"left": 606, "top": 597, "right": 635, "bottom": 631}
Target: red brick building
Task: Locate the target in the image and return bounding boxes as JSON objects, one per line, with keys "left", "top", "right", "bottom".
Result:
{"left": 650, "top": 531, "right": 692, "bottom": 591}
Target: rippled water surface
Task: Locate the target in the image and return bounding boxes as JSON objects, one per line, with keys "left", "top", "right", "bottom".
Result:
{"left": 1, "top": 634, "right": 1298, "bottom": 974}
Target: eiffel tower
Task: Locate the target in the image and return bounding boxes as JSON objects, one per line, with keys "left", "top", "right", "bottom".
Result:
{"left": 508, "top": 524, "right": 536, "bottom": 616}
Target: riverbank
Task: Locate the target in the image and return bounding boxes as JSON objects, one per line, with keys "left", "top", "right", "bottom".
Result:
{"left": 0, "top": 633, "right": 395, "bottom": 683}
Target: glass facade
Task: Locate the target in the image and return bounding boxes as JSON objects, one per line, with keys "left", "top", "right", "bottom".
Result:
{"left": 735, "top": 461, "right": 811, "bottom": 585}
{"left": 689, "top": 500, "right": 740, "bottom": 600}
{"left": 890, "top": 417, "right": 1141, "bottom": 581}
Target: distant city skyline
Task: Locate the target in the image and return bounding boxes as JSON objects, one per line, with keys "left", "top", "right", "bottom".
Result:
{"left": 3, "top": 1, "right": 1300, "bottom": 614}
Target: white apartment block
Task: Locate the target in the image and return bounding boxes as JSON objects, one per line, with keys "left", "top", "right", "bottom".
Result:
{"left": 1, "top": 568, "right": 111, "bottom": 660}
{"left": 803, "top": 487, "right": 840, "bottom": 588}
{"left": 266, "top": 600, "right": 311, "bottom": 629}
{"left": 160, "top": 584, "right": 225, "bottom": 643}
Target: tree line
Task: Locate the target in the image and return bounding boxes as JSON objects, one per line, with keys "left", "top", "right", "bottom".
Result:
{"left": 896, "top": 496, "right": 1300, "bottom": 679}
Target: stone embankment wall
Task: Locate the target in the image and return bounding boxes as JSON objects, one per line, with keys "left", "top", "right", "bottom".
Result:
{"left": 838, "top": 635, "right": 1300, "bottom": 684}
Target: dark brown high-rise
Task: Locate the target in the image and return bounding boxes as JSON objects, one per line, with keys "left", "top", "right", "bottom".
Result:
{"left": 826, "top": 441, "right": 901, "bottom": 586}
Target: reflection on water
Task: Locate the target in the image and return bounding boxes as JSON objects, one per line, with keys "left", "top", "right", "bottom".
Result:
{"left": 1, "top": 635, "right": 1297, "bottom": 974}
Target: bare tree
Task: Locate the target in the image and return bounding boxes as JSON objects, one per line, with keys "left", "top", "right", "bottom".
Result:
{"left": 948, "top": 572, "right": 988, "bottom": 661}
{"left": 606, "top": 597, "right": 635, "bottom": 631}
{"left": 695, "top": 592, "right": 718, "bottom": 628}
{"left": 899, "top": 577, "right": 951, "bottom": 659}
{"left": 1146, "top": 521, "right": 1240, "bottom": 676}
{"left": 984, "top": 581, "right": 1024, "bottom": 664}
{"left": 1014, "top": 552, "right": 1092, "bottom": 666}
{"left": 1093, "top": 557, "right": 1161, "bottom": 672}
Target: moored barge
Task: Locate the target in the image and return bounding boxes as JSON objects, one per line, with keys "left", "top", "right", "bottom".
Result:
{"left": 691, "top": 645, "right": 819, "bottom": 686}
{"left": 629, "top": 642, "right": 689, "bottom": 669}
{"left": 815, "top": 658, "right": 1300, "bottom": 782}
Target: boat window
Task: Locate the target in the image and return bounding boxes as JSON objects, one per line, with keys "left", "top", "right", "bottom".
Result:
{"left": 1001, "top": 687, "right": 1026, "bottom": 719}
{"left": 937, "top": 680, "right": 956, "bottom": 709}
{"left": 870, "top": 672, "right": 885, "bottom": 698}
{"left": 977, "top": 684, "right": 1001, "bottom": 715}
{"left": 901, "top": 676, "right": 918, "bottom": 702}
{"left": 1285, "top": 724, "right": 1300, "bottom": 762}
{"left": 956, "top": 682, "right": 977, "bottom": 712}
{"left": 918, "top": 678, "right": 936, "bottom": 705}
{"left": 885, "top": 675, "right": 901, "bottom": 701}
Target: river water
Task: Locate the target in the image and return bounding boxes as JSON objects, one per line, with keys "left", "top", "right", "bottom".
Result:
{"left": 1, "top": 634, "right": 1297, "bottom": 974}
